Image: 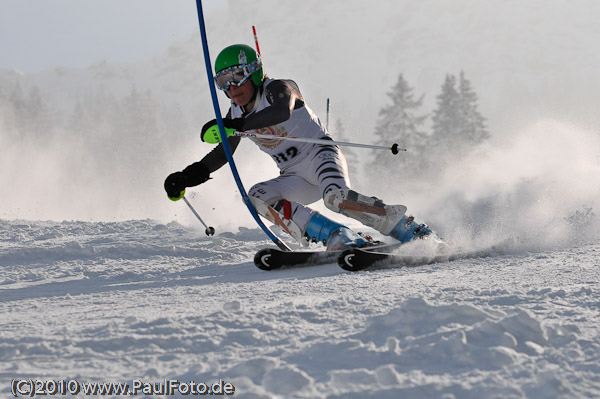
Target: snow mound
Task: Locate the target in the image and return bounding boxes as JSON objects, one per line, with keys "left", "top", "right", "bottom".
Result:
{"left": 240, "top": 297, "right": 591, "bottom": 398}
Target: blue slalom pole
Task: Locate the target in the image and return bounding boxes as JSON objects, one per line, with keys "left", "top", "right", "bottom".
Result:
{"left": 194, "top": 0, "right": 291, "bottom": 251}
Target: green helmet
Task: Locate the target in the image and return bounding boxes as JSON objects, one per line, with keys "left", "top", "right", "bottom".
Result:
{"left": 215, "top": 44, "right": 264, "bottom": 87}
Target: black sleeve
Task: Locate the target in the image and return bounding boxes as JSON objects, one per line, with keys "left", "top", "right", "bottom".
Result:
{"left": 241, "top": 79, "right": 305, "bottom": 130}
{"left": 198, "top": 135, "right": 241, "bottom": 173}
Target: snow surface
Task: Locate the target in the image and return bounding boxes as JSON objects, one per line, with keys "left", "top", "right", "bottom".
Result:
{"left": 2, "top": 219, "right": 600, "bottom": 398}
{"left": 2, "top": 1, "right": 600, "bottom": 397}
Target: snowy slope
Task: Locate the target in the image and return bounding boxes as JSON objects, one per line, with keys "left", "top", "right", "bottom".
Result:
{"left": 2, "top": 219, "right": 600, "bottom": 398}
{"left": 2, "top": 1, "right": 600, "bottom": 397}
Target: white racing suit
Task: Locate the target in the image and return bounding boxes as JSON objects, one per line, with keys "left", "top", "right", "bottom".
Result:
{"left": 197, "top": 78, "right": 428, "bottom": 246}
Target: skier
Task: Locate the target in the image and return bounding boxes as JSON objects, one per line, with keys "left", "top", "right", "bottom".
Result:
{"left": 164, "top": 43, "right": 433, "bottom": 250}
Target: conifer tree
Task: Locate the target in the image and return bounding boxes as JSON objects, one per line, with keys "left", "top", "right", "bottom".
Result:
{"left": 8, "top": 84, "right": 56, "bottom": 140}
{"left": 116, "top": 86, "right": 166, "bottom": 180}
{"left": 81, "top": 85, "right": 119, "bottom": 130}
{"left": 9, "top": 82, "right": 28, "bottom": 135}
{"left": 332, "top": 118, "right": 359, "bottom": 180}
{"left": 27, "top": 86, "right": 55, "bottom": 137}
{"left": 431, "top": 74, "right": 460, "bottom": 155}
{"left": 69, "top": 101, "right": 93, "bottom": 134}
{"left": 370, "top": 73, "right": 428, "bottom": 180}
{"left": 120, "top": 86, "right": 162, "bottom": 139}
{"left": 0, "top": 88, "right": 18, "bottom": 139}
{"left": 457, "top": 71, "right": 489, "bottom": 145}
{"left": 430, "top": 72, "right": 489, "bottom": 167}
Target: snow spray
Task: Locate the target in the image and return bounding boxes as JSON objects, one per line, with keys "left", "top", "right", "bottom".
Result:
{"left": 414, "top": 119, "right": 600, "bottom": 251}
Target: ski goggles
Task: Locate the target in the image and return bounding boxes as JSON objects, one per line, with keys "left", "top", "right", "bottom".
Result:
{"left": 214, "top": 59, "right": 262, "bottom": 91}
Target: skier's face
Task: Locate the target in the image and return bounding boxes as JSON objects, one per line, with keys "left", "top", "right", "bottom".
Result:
{"left": 227, "top": 80, "right": 255, "bottom": 107}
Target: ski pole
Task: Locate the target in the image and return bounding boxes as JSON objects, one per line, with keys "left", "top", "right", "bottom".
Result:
{"left": 234, "top": 131, "right": 405, "bottom": 154}
{"left": 326, "top": 98, "right": 330, "bottom": 131}
{"left": 182, "top": 196, "right": 215, "bottom": 236}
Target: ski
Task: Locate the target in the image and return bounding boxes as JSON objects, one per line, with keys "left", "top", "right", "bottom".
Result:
{"left": 253, "top": 242, "right": 405, "bottom": 270}
{"left": 253, "top": 248, "right": 340, "bottom": 270}
{"left": 337, "top": 245, "right": 498, "bottom": 272}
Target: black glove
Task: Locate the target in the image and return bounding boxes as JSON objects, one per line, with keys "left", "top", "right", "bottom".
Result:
{"left": 164, "top": 162, "right": 210, "bottom": 200}
{"left": 164, "top": 172, "right": 189, "bottom": 200}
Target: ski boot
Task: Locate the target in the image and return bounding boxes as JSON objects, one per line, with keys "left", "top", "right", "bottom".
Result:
{"left": 304, "top": 213, "right": 368, "bottom": 251}
{"left": 323, "top": 188, "right": 438, "bottom": 246}
{"left": 389, "top": 214, "right": 432, "bottom": 243}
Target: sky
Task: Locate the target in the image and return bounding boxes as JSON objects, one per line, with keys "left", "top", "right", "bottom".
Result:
{"left": 0, "top": 0, "right": 224, "bottom": 73}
